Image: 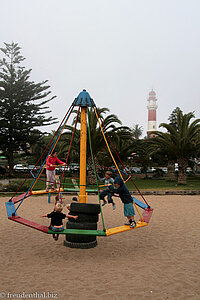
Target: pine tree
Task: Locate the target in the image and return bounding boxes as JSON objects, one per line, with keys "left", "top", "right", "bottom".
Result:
{"left": 0, "top": 42, "right": 57, "bottom": 175}
{"left": 168, "top": 107, "right": 183, "bottom": 130}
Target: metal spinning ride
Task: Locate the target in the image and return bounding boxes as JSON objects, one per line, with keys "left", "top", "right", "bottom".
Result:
{"left": 5, "top": 90, "right": 153, "bottom": 243}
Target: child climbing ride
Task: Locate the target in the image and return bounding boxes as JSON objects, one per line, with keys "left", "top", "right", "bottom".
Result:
{"left": 46, "top": 150, "right": 66, "bottom": 192}
{"left": 109, "top": 175, "right": 136, "bottom": 228}
{"left": 98, "top": 171, "right": 116, "bottom": 210}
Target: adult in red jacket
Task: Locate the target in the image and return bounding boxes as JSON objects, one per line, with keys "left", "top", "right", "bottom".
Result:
{"left": 46, "top": 150, "right": 66, "bottom": 192}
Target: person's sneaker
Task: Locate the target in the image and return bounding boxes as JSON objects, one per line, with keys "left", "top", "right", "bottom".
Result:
{"left": 130, "top": 221, "right": 136, "bottom": 228}
{"left": 112, "top": 203, "right": 116, "bottom": 210}
{"left": 102, "top": 200, "right": 107, "bottom": 206}
{"left": 51, "top": 186, "right": 56, "bottom": 191}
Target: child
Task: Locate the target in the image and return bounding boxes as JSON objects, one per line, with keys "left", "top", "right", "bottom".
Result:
{"left": 98, "top": 171, "right": 116, "bottom": 210}
{"left": 109, "top": 175, "right": 136, "bottom": 228}
{"left": 40, "top": 203, "right": 78, "bottom": 241}
{"left": 46, "top": 150, "right": 66, "bottom": 192}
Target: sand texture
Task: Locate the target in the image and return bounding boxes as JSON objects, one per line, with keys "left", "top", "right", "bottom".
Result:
{"left": 0, "top": 194, "right": 200, "bottom": 300}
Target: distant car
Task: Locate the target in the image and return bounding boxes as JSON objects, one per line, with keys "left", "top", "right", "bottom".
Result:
{"left": 161, "top": 167, "right": 168, "bottom": 173}
{"left": 186, "top": 167, "right": 193, "bottom": 174}
{"left": 69, "top": 164, "right": 80, "bottom": 173}
{"left": 28, "top": 165, "right": 39, "bottom": 171}
{"left": 14, "top": 164, "right": 28, "bottom": 172}
{"left": 130, "top": 167, "right": 141, "bottom": 174}
{"left": 58, "top": 165, "right": 70, "bottom": 172}
{"left": 146, "top": 167, "right": 156, "bottom": 173}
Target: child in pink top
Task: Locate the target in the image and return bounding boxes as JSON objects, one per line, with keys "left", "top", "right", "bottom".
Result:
{"left": 46, "top": 150, "right": 66, "bottom": 192}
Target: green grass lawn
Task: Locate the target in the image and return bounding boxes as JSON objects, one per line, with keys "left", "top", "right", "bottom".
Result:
{"left": 3, "top": 175, "right": 200, "bottom": 193}
{"left": 126, "top": 176, "right": 200, "bottom": 190}
{"left": 5, "top": 177, "right": 74, "bottom": 192}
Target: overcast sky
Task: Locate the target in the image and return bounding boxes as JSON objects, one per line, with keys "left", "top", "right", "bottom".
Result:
{"left": 1, "top": 0, "right": 200, "bottom": 136}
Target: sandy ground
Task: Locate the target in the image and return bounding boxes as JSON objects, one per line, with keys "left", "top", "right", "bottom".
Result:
{"left": 0, "top": 194, "right": 200, "bottom": 300}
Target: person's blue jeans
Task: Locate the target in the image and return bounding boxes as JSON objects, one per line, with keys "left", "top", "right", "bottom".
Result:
{"left": 100, "top": 189, "right": 114, "bottom": 203}
{"left": 50, "top": 225, "right": 64, "bottom": 232}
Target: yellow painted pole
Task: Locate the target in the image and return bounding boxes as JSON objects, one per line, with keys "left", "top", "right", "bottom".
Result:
{"left": 79, "top": 107, "right": 87, "bottom": 203}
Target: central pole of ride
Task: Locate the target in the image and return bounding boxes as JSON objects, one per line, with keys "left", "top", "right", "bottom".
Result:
{"left": 79, "top": 106, "right": 87, "bottom": 203}
{"left": 64, "top": 89, "right": 99, "bottom": 248}
{"left": 72, "top": 89, "right": 95, "bottom": 203}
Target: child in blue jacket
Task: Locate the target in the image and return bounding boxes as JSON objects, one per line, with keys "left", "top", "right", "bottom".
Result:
{"left": 110, "top": 175, "right": 136, "bottom": 228}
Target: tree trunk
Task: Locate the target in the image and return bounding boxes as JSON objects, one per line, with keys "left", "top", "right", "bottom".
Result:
{"left": 167, "top": 160, "right": 176, "bottom": 181}
{"left": 7, "top": 150, "right": 14, "bottom": 177}
{"left": 177, "top": 157, "right": 188, "bottom": 185}
{"left": 87, "top": 155, "right": 101, "bottom": 185}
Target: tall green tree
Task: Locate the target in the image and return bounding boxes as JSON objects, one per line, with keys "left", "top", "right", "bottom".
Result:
{"left": 132, "top": 139, "right": 151, "bottom": 175}
{"left": 168, "top": 107, "right": 182, "bottom": 130}
{"left": 160, "top": 111, "right": 200, "bottom": 184}
{"left": 59, "top": 107, "right": 126, "bottom": 184}
{"left": 147, "top": 132, "right": 177, "bottom": 181}
{"left": 131, "top": 124, "right": 143, "bottom": 139}
{"left": 0, "top": 42, "right": 57, "bottom": 175}
{"left": 111, "top": 127, "right": 136, "bottom": 167}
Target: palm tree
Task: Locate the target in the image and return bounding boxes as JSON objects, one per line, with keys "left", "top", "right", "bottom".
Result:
{"left": 159, "top": 111, "right": 200, "bottom": 184}
{"left": 59, "top": 107, "right": 124, "bottom": 184}
{"left": 131, "top": 124, "right": 143, "bottom": 139}
{"left": 86, "top": 107, "right": 124, "bottom": 184}
{"left": 133, "top": 139, "right": 151, "bottom": 176}
{"left": 110, "top": 126, "right": 135, "bottom": 164}
{"left": 58, "top": 126, "right": 80, "bottom": 163}
{"left": 147, "top": 132, "right": 177, "bottom": 181}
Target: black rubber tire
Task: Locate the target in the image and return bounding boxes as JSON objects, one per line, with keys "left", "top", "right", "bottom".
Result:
{"left": 67, "top": 221, "right": 97, "bottom": 230}
{"left": 68, "top": 211, "right": 99, "bottom": 223}
{"left": 64, "top": 240, "right": 97, "bottom": 249}
{"left": 65, "top": 234, "right": 96, "bottom": 243}
{"left": 70, "top": 202, "right": 100, "bottom": 214}
{"left": 65, "top": 222, "right": 97, "bottom": 243}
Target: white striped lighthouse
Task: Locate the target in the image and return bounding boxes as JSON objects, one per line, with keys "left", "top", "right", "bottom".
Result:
{"left": 147, "top": 90, "right": 157, "bottom": 137}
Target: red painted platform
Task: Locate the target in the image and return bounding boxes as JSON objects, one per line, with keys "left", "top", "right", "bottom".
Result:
{"left": 9, "top": 216, "right": 49, "bottom": 233}
{"left": 12, "top": 191, "right": 32, "bottom": 204}
{"left": 141, "top": 208, "right": 153, "bottom": 223}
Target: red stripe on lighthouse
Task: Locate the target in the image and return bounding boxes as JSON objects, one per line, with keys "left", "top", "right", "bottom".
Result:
{"left": 148, "top": 110, "right": 156, "bottom": 121}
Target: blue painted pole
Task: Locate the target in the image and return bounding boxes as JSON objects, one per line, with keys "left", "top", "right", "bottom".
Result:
{"left": 48, "top": 193, "right": 51, "bottom": 204}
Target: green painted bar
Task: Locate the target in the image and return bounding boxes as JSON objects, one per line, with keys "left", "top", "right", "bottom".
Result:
{"left": 48, "top": 229, "right": 107, "bottom": 236}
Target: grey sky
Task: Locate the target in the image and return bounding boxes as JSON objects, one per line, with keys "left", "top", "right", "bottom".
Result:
{"left": 1, "top": 0, "right": 200, "bottom": 136}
